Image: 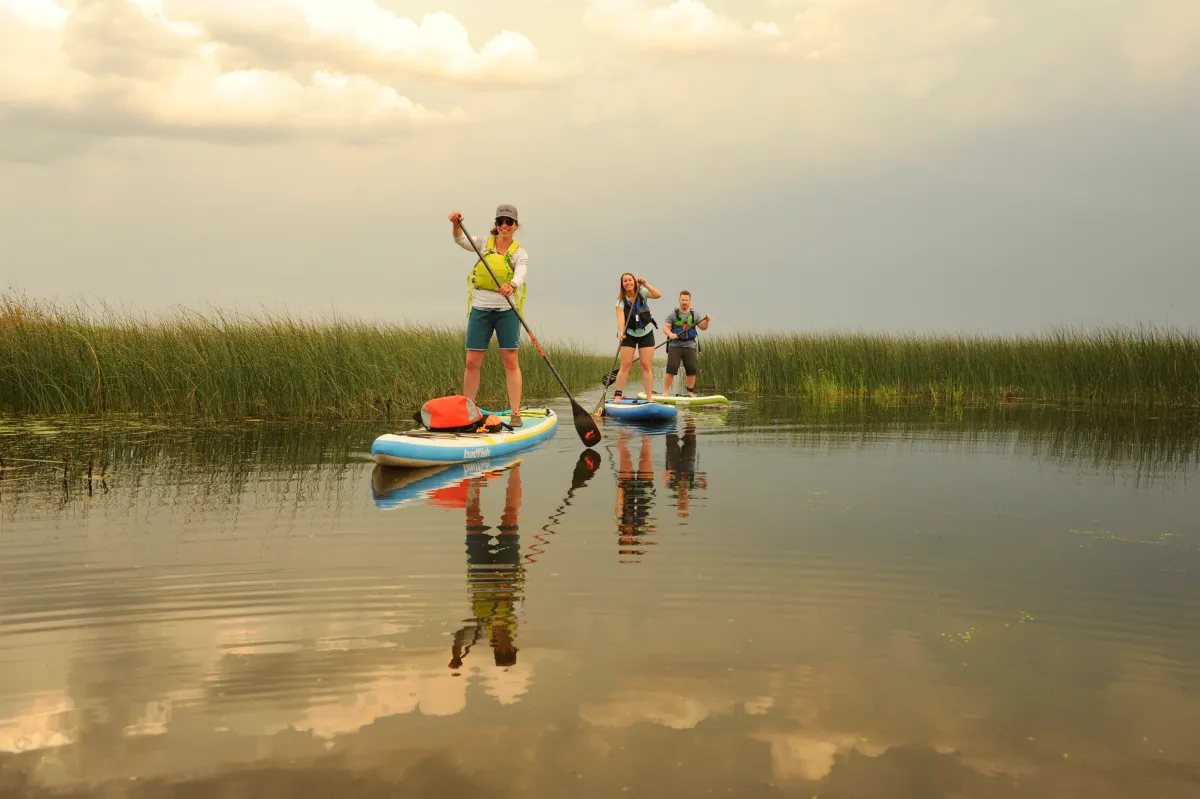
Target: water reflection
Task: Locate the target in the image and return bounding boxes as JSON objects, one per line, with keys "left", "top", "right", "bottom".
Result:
{"left": 723, "top": 399, "right": 1200, "bottom": 484}
{"left": 1, "top": 404, "right": 1199, "bottom": 798}
{"left": 614, "top": 430, "right": 658, "bottom": 563}
{"left": 371, "top": 451, "right": 604, "bottom": 676}
{"left": 663, "top": 416, "right": 708, "bottom": 521}
{"left": 452, "top": 462, "right": 525, "bottom": 670}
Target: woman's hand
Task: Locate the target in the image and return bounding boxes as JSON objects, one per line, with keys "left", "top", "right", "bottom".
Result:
{"left": 637, "top": 277, "right": 647, "bottom": 286}
{"left": 499, "top": 283, "right": 515, "bottom": 297}
{"left": 617, "top": 331, "right": 625, "bottom": 343}
{"left": 449, "top": 211, "right": 463, "bottom": 223}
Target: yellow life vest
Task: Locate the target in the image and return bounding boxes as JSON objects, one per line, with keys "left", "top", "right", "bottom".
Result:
{"left": 467, "top": 236, "right": 526, "bottom": 315}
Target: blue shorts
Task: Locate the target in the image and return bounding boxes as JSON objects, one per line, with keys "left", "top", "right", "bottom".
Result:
{"left": 466, "top": 307, "right": 520, "bottom": 351}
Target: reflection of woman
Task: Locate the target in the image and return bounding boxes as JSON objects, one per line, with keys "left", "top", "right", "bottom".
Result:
{"left": 664, "top": 417, "right": 708, "bottom": 519}
{"left": 615, "top": 432, "right": 657, "bottom": 563}
{"left": 448, "top": 463, "right": 524, "bottom": 670}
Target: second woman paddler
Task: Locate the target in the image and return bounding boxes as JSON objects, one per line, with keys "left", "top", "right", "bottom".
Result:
{"left": 612, "top": 272, "right": 663, "bottom": 403}
{"left": 449, "top": 205, "right": 527, "bottom": 426}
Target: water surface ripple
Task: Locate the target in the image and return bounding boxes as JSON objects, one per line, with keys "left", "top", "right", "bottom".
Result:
{"left": 0, "top": 401, "right": 1197, "bottom": 797}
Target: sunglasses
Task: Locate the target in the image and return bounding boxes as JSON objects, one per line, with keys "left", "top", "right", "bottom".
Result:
{"left": 495, "top": 217, "right": 516, "bottom": 227}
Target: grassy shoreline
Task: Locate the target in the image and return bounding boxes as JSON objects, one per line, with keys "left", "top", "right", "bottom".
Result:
{"left": 5, "top": 294, "right": 1198, "bottom": 417}
{"left": 0, "top": 296, "right": 608, "bottom": 419}
{"left": 694, "top": 330, "right": 1200, "bottom": 407}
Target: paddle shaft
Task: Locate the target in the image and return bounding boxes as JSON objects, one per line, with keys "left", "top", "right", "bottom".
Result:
{"left": 458, "top": 221, "right": 600, "bottom": 443}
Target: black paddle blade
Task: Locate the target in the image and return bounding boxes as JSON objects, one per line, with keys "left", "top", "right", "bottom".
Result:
{"left": 571, "top": 400, "right": 603, "bottom": 446}
{"left": 571, "top": 449, "right": 601, "bottom": 489}
{"left": 600, "top": 369, "right": 619, "bottom": 387}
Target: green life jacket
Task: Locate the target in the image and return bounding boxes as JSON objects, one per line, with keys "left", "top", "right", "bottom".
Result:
{"left": 467, "top": 236, "right": 526, "bottom": 314}
{"left": 670, "top": 308, "right": 700, "bottom": 341}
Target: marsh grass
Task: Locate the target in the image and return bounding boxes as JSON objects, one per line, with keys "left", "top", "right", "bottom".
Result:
{"left": 0, "top": 294, "right": 608, "bottom": 419}
{"left": 697, "top": 329, "right": 1200, "bottom": 407}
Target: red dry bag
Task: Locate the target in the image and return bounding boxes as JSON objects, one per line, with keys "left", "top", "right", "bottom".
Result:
{"left": 414, "top": 395, "right": 484, "bottom": 432}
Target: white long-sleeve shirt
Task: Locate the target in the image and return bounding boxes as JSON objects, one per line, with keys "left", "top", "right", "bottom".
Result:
{"left": 455, "top": 233, "right": 528, "bottom": 311}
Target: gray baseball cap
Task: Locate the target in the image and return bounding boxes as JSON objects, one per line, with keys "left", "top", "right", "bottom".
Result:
{"left": 495, "top": 204, "right": 518, "bottom": 221}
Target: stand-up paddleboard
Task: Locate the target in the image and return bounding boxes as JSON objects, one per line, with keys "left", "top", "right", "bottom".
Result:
{"left": 371, "top": 455, "right": 522, "bottom": 510}
{"left": 371, "top": 408, "right": 557, "bottom": 468}
{"left": 603, "top": 397, "right": 678, "bottom": 421}
{"left": 637, "top": 392, "right": 729, "bottom": 406}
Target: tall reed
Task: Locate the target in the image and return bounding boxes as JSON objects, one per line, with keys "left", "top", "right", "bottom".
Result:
{"left": 0, "top": 294, "right": 608, "bottom": 419}
{"left": 696, "top": 329, "right": 1200, "bottom": 407}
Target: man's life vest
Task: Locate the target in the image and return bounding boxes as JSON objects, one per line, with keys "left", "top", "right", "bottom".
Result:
{"left": 467, "top": 236, "right": 526, "bottom": 314}
{"left": 670, "top": 308, "right": 700, "bottom": 341}
{"left": 621, "top": 291, "right": 655, "bottom": 332}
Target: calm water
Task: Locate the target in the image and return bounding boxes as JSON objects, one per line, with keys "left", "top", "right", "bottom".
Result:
{"left": 1, "top": 400, "right": 1199, "bottom": 798}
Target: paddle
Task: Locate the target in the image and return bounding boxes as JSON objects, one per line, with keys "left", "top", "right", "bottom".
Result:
{"left": 525, "top": 448, "right": 602, "bottom": 565}
{"left": 457, "top": 219, "right": 602, "bottom": 447}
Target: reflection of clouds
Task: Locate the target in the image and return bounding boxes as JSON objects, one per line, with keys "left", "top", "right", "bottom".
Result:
{"left": 292, "top": 650, "right": 542, "bottom": 739}
{"left": 0, "top": 691, "right": 74, "bottom": 753}
{"left": 579, "top": 671, "right": 771, "bottom": 731}
{"left": 576, "top": 629, "right": 1200, "bottom": 791}
{"left": 749, "top": 731, "right": 854, "bottom": 782}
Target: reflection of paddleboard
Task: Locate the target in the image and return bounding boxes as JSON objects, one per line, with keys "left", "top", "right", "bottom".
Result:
{"left": 371, "top": 456, "right": 523, "bottom": 510}
{"left": 370, "top": 408, "right": 557, "bottom": 467}
{"left": 603, "top": 397, "right": 678, "bottom": 421}
{"left": 637, "top": 393, "right": 729, "bottom": 406}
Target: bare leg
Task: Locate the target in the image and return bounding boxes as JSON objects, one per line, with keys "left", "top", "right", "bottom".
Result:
{"left": 663, "top": 372, "right": 675, "bottom": 396}
{"left": 613, "top": 347, "right": 635, "bottom": 394}
{"left": 500, "top": 349, "right": 523, "bottom": 418}
{"left": 639, "top": 345, "right": 655, "bottom": 400}
{"left": 463, "top": 350, "right": 486, "bottom": 401}
{"left": 686, "top": 372, "right": 696, "bottom": 393}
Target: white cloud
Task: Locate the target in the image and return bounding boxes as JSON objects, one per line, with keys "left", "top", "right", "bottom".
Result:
{"left": 0, "top": 0, "right": 553, "bottom": 152}
{"left": 1, "top": 0, "right": 66, "bottom": 28}
{"left": 583, "top": 0, "right": 783, "bottom": 52}
{"left": 183, "top": 0, "right": 546, "bottom": 84}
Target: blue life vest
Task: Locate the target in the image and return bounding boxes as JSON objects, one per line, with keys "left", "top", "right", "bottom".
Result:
{"left": 622, "top": 292, "right": 655, "bottom": 332}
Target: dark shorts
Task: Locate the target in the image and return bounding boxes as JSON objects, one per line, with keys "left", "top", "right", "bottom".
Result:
{"left": 665, "top": 346, "right": 699, "bottom": 376}
{"left": 621, "top": 331, "right": 655, "bottom": 350}
{"left": 465, "top": 532, "right": 521, "bottom": 566}
{"left": 466, "top": 307, "right": 520, "bottom": 351}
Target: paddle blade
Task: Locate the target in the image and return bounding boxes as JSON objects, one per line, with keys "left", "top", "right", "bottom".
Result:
{"left": 600, "top": 369, "right": 618, "bottom": 387}
{"left": 571, "top": 400, "right": 603, "bottom": 446}
{"left": 571, "top": 449, "right": 601, "bottom": 489}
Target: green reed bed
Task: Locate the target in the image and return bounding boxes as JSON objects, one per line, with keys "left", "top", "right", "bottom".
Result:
{"left": 0, "top": 295, "right": 608, "bottom": 419}
{"left": 699, "top": 329, "right": 1200, "bottom": 407}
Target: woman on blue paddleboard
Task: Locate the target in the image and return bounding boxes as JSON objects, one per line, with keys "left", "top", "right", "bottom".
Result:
{"left": 449, "top": 205, "right": 528, "bottom": 426}
{"left": 612, "top": 272, "right": 663, "bottom": 403}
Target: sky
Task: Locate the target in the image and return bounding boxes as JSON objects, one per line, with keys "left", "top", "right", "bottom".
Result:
{"left": 1, "top": 0, "right": 1199, "bottom": 350}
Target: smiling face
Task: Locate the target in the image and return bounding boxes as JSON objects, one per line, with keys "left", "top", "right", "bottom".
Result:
{"left": 621, "top": 273, "right": 637, "bottom": 295}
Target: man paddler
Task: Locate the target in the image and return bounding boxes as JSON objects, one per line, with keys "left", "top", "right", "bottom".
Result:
{"left": 662, "top": 290, "right": 710, "bottom": 397}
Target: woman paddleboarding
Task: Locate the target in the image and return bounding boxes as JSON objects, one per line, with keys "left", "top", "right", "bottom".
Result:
{"left": 612, "top": 272, "right": 663, "bottom": 403}
{"left": 450, "top": 205, "right": 528, "bottom": 426}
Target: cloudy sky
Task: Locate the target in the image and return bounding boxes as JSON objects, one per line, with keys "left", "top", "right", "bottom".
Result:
{"left": 2, "top": 0, "right": 1198, "bottom": 349}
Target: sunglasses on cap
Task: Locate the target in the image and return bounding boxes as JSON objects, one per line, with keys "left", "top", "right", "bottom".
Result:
{"left": 495, "top": 217, "right": 516, "bottom": 227}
